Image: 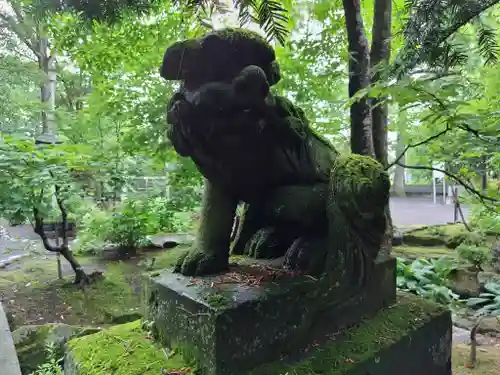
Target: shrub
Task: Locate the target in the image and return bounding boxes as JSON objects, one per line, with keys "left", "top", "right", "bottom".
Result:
{"left": 456, "top": 243, "right": 492, "bottom": 271}
{"left": 467, "top": 186, "right": 500, "bottom": 235}
{"left": 77, "top": 196, "right": 195, "bottom": 254}
{"left": 445, "top": 230, "right": 485, "bottom": 249}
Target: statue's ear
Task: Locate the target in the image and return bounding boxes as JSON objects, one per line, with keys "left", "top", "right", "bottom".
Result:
{"left": 265, "top": 61, "right": 281, "bottom": 86}
{"left": 160, "top": 39, "right": 200, "bottom": 81}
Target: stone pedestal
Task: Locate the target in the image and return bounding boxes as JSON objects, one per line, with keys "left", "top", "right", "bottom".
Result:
{"left": 65, "top": 293, "right": 452, "bottom": 375}
{"left": 143, "top": 254, "right": 396, "bottom": 375}
{"left": 249, "top": 293, "right": 452, "bottom": 375}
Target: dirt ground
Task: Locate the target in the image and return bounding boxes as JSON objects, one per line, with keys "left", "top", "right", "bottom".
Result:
{"left": 453, "top": 343, "right": 500, "bottom": 375}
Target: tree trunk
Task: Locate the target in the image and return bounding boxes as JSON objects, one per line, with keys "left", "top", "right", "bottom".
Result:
{"left": 33, "top": 212, "right": 88, "bottom": 284}
{"left": 370, "top": 0, "right": 392, "bottom": 166}
{"left": 60, "top": 246, "right": 88, "bottom": 284}
{"left": 37, "top": 36, "right": 57, "bottom": 141}
{"left": 342, "top": 0, "right": 375, "bottom": 157}
{"left": 391, "top": 132, "right": 406, "bottom": 196}
{"left": 370, "top": 0, "right": 393, "bottom": 252}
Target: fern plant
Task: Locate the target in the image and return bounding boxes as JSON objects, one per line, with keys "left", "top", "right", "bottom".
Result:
{"left": 397, "top": 0, "right": 500, "bottom": 74}
{"left": 30, "top": 342, "right": 64, "bottom": 375}
{"left": 173, "top": 0, "right": 289, "bottom": 45}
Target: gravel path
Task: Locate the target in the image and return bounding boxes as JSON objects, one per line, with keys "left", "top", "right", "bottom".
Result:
{"left": 0, "top": 220, "right": 41, "bottom": 266}
{"left": 390, "top": 196, "right": 470, "bottom": 227}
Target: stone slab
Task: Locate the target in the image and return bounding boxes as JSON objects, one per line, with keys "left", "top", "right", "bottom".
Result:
{"left": 249, "top": 293, "right": 452, "bottom": 375}
{"left": 338, "top": 306, "right": 452, "bottom": 375}
{"left": 0, "top": 302, "right": 22, "bottom": 375}
{"left": 143, "top": 254, "right": 396, "bottom": 375}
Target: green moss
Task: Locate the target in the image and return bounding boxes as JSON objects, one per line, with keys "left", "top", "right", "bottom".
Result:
{"left": 212, "top": 27, "right": 270, "bottom": 46}
{"left": 14, "top": 323, "right": 100, "bottom": 374}
{"left": 248, "top": 293, "right": 446, "bottom": 375}
{"left": 57, "top": 263, "right": 141, "bottom": 325}
{"left": 67, "top": 320, "right": 192, "bottom": 375}
{"left": 0, "top": 257, "right": 62, "bottom": 284}
{"left": 0, "top": 255, "right": 95, "bottom": 284}
{"left": 203, "top": 291, "right": 232, "bottom": 309}
{"left": 153, "top": 248, "right": 189, "bottom": 270}
{"left": 393, "top": 245, "right": 454, "bottom": 259}
{"left": 66, "top": 294, "right": 445, "bottom": 375}
{"left": 404, "top": 224, "right": 487, "bottom": 249}
{"left": 453, "top": 343, "right": 500, "bottom": 375}
{"left": 333, "top": 154, "right": 390, "bottom": 200}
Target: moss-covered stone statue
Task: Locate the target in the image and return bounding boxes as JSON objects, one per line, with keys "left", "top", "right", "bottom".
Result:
{"left": 160, "top": 28, "right": 390, "bottom": 286}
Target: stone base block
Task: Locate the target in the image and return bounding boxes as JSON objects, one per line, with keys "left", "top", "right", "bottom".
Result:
{"left": 143, "top": 254, "right": 396, "bottom": 375}
{"left": 64, "top": 293, "right": 452, "bottom": 375}
{"left": 250, "top": 293, "right": 452, "bottom": 375}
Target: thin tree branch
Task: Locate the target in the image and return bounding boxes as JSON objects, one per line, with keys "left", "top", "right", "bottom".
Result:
{"left": 397, "top": 162, "right": 498, "bottom": 203}
{"left": 397, "top": 0, "right": 500, "bottom": 72}
{"left": 408, "top": 85, "right": 497, "bottom": 141}
{"left": 0, "top": 6, "right": 38, "bottom": 57}
{"left": 386, "top": 125, "right": 451, "bottom": 169}
{"left": 434, "top": 1, "right": 500, "bottom": 49}
{"left": 33, "top": 188, "right": 59, "bottom": 252}
{"left": 50, "top": 170, "right": 70, "bottom": 249}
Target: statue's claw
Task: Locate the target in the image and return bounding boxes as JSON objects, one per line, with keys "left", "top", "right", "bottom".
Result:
{"left": 174, "top": 249, "right": 229, "bottom": 276}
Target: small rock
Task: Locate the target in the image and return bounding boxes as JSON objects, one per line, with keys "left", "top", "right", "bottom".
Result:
{"left": 454, "top": 316, "right": 474, "bottom": 331}
{"left": 448, "top": 269, "right": 481, "bottom": 298}
{"left": 392, "top": 231, "right": 404, "bottom": 246}
{"left": 478, "top": 271, "right": 500, "bottom": 285}
{"left": 476, "top": 317, "right": 500, "bottom": 337}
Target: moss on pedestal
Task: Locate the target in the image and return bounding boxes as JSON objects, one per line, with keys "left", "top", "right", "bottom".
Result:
{"left": 66, "top": 293, "right": 447, "bottom": 375}
{"left": 248, "top": 293, "right": 447, "bottom": 375}
{"left": 66, "top": 320, "right": 192, "bottom": 375}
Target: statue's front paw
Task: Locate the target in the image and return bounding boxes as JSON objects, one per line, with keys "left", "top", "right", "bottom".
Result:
{"left": 173, "top": 249, "right": 229, "bottom": 276}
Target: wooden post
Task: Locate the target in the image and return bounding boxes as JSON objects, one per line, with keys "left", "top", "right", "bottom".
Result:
{"left": 56, "top": 233, "right": 62, "bottom": 280}
{"left": 453, "top": 187, "right": 459, "bottom": 223}
{"left": 452, "top": 187, "right": 472, "bottom": 232}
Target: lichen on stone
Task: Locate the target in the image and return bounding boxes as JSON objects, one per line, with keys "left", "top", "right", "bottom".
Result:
{"left": 66, "top": 320, "right": 192, "bottom": 375}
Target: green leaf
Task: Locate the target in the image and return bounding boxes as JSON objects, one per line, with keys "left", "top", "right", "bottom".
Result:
{"left": 484, "top": 283, "right": 500, "bottom": 295}
{"left": 466, "top": 297, "right": 491, "bottom": 307}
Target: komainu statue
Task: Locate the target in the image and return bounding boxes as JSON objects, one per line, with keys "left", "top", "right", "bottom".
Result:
{"left": 160, "top": 28, "right": 390, "bottom": 287}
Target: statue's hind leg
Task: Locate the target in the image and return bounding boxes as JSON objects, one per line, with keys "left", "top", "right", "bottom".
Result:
{"left": 322, "top": 155, "right": 390, "bottom": 286}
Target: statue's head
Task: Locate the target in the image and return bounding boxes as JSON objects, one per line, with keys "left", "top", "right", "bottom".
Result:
{"left": 160, "top": 28, "right": 281, "bottom": 89}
